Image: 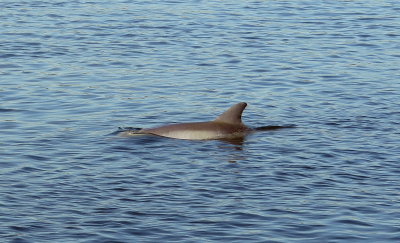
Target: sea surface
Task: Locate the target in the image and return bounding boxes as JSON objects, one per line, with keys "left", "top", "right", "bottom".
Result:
{"left": 1, "top": 1, "right": 400, "bottom": 242}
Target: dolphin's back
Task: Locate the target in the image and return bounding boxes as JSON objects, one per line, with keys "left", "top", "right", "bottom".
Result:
{"left": 139, "top": 121, "right": 249, "bottom": 140}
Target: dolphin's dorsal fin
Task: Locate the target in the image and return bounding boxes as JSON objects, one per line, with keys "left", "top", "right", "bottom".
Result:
{"left": 214, "top": 102, "right": 247, "bottom": 125}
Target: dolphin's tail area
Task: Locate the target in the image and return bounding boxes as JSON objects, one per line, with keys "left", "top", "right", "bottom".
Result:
{"left": 254, "top": 125, "right": 296, "bottom": 131}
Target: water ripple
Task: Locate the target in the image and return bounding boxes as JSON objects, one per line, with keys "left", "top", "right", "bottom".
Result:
{"left": 1, "top": 0, "right": 400, "bottom": 242}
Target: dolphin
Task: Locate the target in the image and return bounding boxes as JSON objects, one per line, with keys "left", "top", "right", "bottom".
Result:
{"left": 118, "top": 102, "right": 294, "bottom": 140}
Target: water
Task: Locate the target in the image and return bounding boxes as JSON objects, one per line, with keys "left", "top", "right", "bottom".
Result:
{"left": 1, "top": 0, "right": 400, "bottom": 242}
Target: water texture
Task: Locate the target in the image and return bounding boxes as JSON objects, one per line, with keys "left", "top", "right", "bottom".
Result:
{"left": 1, "top": 1, "right": 400, "bottom": 242}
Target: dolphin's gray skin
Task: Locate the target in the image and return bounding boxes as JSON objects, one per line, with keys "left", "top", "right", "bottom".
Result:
{"left": 118, "top": 102, "right": 294, "bottom": 140}
{"left": 137, "top": 102, "right": 249, "bottom": 140}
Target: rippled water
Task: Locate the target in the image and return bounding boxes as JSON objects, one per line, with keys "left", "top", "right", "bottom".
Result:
{"left": 1, "top": 1, "right": 400, "bottom": 242}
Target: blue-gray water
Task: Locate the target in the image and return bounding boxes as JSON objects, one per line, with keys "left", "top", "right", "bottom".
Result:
{"left": 1, "top": 1, "right": 400, "bottom": 242}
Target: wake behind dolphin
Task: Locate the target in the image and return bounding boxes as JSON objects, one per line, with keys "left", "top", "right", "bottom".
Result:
{"left": 117, "top": 102, "right": 295, "bottom": 140}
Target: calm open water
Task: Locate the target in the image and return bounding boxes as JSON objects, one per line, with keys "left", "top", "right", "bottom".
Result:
{"left": 1, "top": 1, "right": 400, "bottom": 242}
